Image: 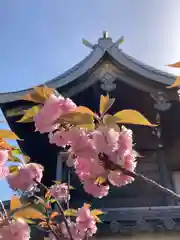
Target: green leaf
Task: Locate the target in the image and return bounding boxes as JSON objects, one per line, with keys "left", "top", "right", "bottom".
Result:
{"left": 118, "top": 36, "right": 124, "bottom": 44}
{"left": 91, "top": 209, "right": 104, "bottom": 216}
{"left": 72, "top": 106, "right": 95, "bottom": 116}
{"left": 22, "top": 218, "right": 35, "bottom": 224}
{"left": 31, "top": 203, "right": 47, "bottom": 216}
{"left": 53, "top": 180, "right": 61, "bottom": 184}
{"left": 8, "top": 166, "right": 20, "bottom": 173}
{"left": 114, "top": 110, "right": 156, "bottom": 127}
{"left": 94, "top": 177, "right": 106, "bottom": 185}
{"left": 49, "top": 199, "right": 56, "bottom": 203}
{"left": 77, "top": 123, "right": 95, "bottom": 130}
{"left": 8, "top": 156, "right": 22, "bottom": 163}
{"left": 6, "top": 108, "right": 25, "bottom": 117}
{"left": 91, "top": 209, "right": 104, "bottom": 223}
{"left": 17, "top": 105, "right": 41, "bottom": 123}
{"left": 10, "top": 196, "right": 47, "bottom": 220}
{"left": 11, "top": 148, "right": 21, "bottom": 155}
{"left": 100, "top": 95, "right": 115, "bottom": 115}
{"left": 64, "top": 209, "right": 77, "bottom": 217}
{"left": 22, "top": 86, "right": 54, "bottom": 103}
{"left": 59, "top": 112, "right": 94, "bottom": 130}
{"left": 94, "top": 215, "right": 102, "bottom": 223}
{"left": 103, "top": 114, "right": 120, "bottom": 130}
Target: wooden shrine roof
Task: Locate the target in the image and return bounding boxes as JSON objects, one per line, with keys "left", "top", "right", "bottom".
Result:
{"left": 0, "top": 32, "right": 177, "bottom": 104}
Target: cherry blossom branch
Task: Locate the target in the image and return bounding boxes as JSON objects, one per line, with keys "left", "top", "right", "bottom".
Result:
{"left": 0, "top": 200, "right": 8, "bottom": 219}
{"left": 55, "top": 200, "right": 73, "bottom": 240}
{"left": 102, "top": 154, "right": 180, "bottom": 201}
{"left": 47, "top": 221, "right": 60, "bottom": 240}
{"left": 119, "top": 166, "right": 180, "bottom": 201}
{"left": 35, "top": 180, "right": 73, "bottom": 240}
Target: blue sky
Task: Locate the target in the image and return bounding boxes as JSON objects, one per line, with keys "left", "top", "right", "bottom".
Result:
{"left": 0, "top": 0, "right": 180, "bottom": 200}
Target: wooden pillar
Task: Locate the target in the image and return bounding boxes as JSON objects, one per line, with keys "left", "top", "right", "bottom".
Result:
{"left": 157, "top": 149, "right": 176, "bottom": 205}
{"left": 56, "top": 152, "right": 63, "bottom": 181}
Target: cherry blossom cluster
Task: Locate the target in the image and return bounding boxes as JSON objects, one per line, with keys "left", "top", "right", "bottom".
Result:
{"left": 0, "top": 58, "right": 178, "bottom": 240}
{"left": 0, "top": 218, "right": 30, "bottom": 240}
{"left": 35, "top": 93, "right": 137, "bottom": 198}
{"left": 0, "top": 150, "right": 9, "bottom": 179}
{"left": 49, "top": 205, "right": 98, "bottom": 240}
{"left": 49, "top": 182, "right": 69, "bottom": 202}
{"left": 0, "top": 150, "right": 43, "bottom": 193}
{"left": 0, "top": 92, "right": 137, "bottom": 240}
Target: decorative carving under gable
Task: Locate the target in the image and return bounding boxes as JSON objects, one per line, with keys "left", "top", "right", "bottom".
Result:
{"left": 150, "top": 91, "right": 172, "bottom": 111}
{"left": 100, "top": 72, "right": 116, "bottom": 92}
{"left": 96, "top": 62, "right": 119, "bottom": 93}
{"left": 151, "top": 112, "right": 163, "bottom": 148}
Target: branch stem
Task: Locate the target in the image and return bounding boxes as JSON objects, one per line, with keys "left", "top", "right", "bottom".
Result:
{"left": 120, "top": 167, "right": 180, "bottom": 201}
{"left": 55, "top": 200, "right": 73, "bottom": 240}
{"left": 35, "top": 180, "right": 73, "bottom": 240}
{"left": 47, "top": 222, "right": 60, "bottom": 240}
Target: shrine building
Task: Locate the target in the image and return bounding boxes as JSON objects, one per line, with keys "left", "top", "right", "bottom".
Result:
{"left": 1, "top": 32, "right": 180, "bottom": 239}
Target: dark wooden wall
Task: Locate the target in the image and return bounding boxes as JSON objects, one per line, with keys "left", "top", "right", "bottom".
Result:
{"left": 62, "top": 81, "right": 173, "bottom": 208}
{"left": 1, "top": 79, "right": 179, "bottom": 209}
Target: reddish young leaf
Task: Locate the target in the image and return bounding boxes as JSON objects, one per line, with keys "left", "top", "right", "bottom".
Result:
{"left": 167, "top": 76, "right": 180, "bottom": 89}
{"left": 0, "top": 130, "right": 20, "bottom": 140}
{"left": 50, "top": 212, "right": 59, "bottom": 219}
{"left": 0, "top": 139, "right": 12, "bottom": 150}
{"left": 168, "top": 62, "right": 180, "bottom": 68}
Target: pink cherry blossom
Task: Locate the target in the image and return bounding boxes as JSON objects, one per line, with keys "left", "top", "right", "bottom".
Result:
{"left": 0, "top": 218, "right": 30, "bottom": 240}
{"left": 7, "top": 163, "right": 43, "bottom": 191}
{"left": 0, "top": 150, "right": 8, "bottom": 165}
{"left": 118, "top": 126, "right": 133, "bottom": 157}
{"left": 49, "top": 183, "right": 69, "bottom": 202}
{"left": 0, "top": 166, "right": 9, "bottom": 179}
{"left": 76, "top": 206, "right": 97, "bottom": 237}
{"left": 0, "top": 150, "right": 9, "bottom": 179}
{"left": 109, "top": 126, "right": 134, "bottom": 165}
{"left": 34, "top": 94, "right": 64, "bottom": 133}
{"left": 61, "top": 220, "right": 83, "bottom": 240}
{"left": 83, "top": 180, "right": 109, "bottom": 198}
{"left": 92, "top": 126, "right": 119, "bottom": 156}
{"left": 34, "top": 94, "right": 76, "bottom": 133}
{"left": 48, "top": 129, "right": 70, "bottom": 147}
{"left": 74, "top": 157, "right": 106, "bottom": 181}
{"left": 58, "top": 98, "right": 77, "bottom": 114}
{"left": 108, "top": 170, "right": 134, "bottom": 187}
{"left": 123, "top": 151, "right": 137, "bottom": 172}
{"left": 67, "top": 128, "right": 97, "bottom": 158}
{"left": 48, "top": 233, "right": 56, "bottom": 240}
